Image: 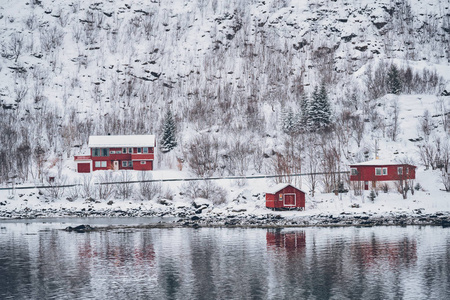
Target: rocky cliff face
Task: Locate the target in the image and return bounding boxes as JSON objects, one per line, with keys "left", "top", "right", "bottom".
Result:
{"left": 0, "top": 0, "right": 448, "bottom": 183}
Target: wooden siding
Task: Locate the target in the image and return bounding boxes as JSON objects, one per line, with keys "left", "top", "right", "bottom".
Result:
{"left": 350, "top": 164, "right": 416, "bottom": 182}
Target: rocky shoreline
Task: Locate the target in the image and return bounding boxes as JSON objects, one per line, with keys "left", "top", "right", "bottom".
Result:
{"left": 2, "top": 207, "right": 450, "bottom": 228}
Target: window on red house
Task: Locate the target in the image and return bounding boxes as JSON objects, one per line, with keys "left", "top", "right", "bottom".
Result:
{"left": 375, "top": 168, "right": 382, "bottom": 176}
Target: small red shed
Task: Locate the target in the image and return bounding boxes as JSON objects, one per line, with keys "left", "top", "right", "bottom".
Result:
{"left": 266, "top": 183, "right": 306, "bottom": 210}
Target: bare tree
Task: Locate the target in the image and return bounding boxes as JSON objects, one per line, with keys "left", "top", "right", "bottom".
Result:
{"left": 9, "top": 33, "right": 24, "bottom": 62}
{"left": 185, "top": 135, "right": 219, "bottom": 177}
{"left": 351, "top": 115, "right": 365, "bottom": 148}
{"left": 418, "top": 109, "right": 433, "bottom": 141}
{"left": 40, "top": 25, "right": 65, "bottom": 52}
{"left": 305, "top": 145, "right": 319, "bottom": 197}
{"left": 14, "top": 81, "right": 28, "bottom": 104}
{"left": 138, "top": 171, "right": 162, "bottom": 200}
{"left": 442, "top": 172, "right": 450, "bottom": 192}
{"left": 320, "top": 137, "right": 341, "bottom": 193}
{"left": 387, "top": 98, "right": 400, "bottom": 142}
{"left": 181, "top": 180, "right": 227, "bottom": 205}
{"left": 117, "top": 170, "right": 133, "bottom": 199}
{"left": 96, "top": 172, "right": 116, "bottom": 200}
{"left": 435, "top": 97, "right": 449, "bottom": 133}
{"left": 81, "top": 174, "right": 94, "bottom": 199}
{"left": 42, "top": 174, "right": 67, "bottom": 200}
{"left": 33, "top": 144, "right": 47, "bottom": 182}
{"left": 417, "top": 142, "right": 436, "bottom": 170}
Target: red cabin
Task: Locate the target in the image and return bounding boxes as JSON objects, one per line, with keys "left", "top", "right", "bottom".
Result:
{"left": 349, "top": 159, "right": 416, "bottom": 190}
{"left": 74, "top": 135, "right": 156, "bottom": 173}
{"left": 265, "top": 184, "right": 306, "bottom": 210}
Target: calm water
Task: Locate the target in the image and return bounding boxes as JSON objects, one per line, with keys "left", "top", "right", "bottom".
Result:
{"left": 0, "top": 219, "right": 449, "bottom": 300}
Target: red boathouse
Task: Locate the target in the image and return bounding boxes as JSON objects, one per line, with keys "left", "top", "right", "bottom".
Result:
{"left": 74, "top": 135, "right": 156, "bottom": 173}
{"left": 266, "top": 184, "right": 306, "bottom": 210}
{"left": 349, "top": 159, "right": 416, "bottom": 190}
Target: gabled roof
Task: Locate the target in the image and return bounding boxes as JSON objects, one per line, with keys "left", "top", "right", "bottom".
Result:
{"left": 350, "top": 159, "right": 415, "bottom": 167}
{"left": 266, "top": 183, "right": 305, "bottom": 194}
{"left": 88, "top": 135, "right": 156, "bottom": 148}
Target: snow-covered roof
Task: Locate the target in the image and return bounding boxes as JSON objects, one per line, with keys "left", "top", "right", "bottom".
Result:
{"left": 350, "top": 159, "right": 414, "bottom": 167}
{"left": 266, "top": 183, "right": 304, "bottom": 194}
{"left": 88, "top": 135, "right": 156, "bottom": 148}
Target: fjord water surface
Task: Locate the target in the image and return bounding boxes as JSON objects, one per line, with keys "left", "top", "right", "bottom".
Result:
{"left": 0, "top": 219, "right": 449, "bottom": 299}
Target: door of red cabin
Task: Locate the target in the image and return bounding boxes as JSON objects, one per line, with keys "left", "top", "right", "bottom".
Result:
{"left": 284, "top": 194, "right": 296, "bottom": 207}
{"left": 364, "top": 181, "right": 369, "bottom": 190}
{"left": 113, "top": 161, "right": 119, "bottom": 171}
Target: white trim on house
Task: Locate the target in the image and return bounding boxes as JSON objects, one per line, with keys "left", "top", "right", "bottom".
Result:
{"left": 283, "top": 193, "right": 296, "bottom": 207}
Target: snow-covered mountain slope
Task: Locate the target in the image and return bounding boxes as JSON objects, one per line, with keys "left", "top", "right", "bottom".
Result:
{"left": 0, "top": 0, "right": 449, "bottom": 200}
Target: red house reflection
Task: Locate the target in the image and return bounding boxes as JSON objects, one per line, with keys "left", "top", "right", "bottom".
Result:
{"left": 353, "top": 238, "right": 417, "bottom": 267}
{"left": 266, "top": 229, "right": 306, "bottom": 253}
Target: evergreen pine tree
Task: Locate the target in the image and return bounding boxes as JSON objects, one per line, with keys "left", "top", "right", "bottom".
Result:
{"left": 299, "top": 92, "right": 309, "bottom": 128}
{"left": 282, "top": 107, "right": 295, "bottom": 134}
{"left": 387, "top": 64, "right": 402, "bottom": 95}
{"left": 161, "top": 108, "right": 177, "bottom": 153}
{"left": 307, "top": 84, "right": 331, "bottom": 131}
{"left": 319, "top": 83, "right": 332, "bottom": 126}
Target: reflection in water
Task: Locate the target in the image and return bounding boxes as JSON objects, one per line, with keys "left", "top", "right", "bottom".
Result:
{"left": 1, "top": 222, "right": 450, "bottom": 299}
{"left": 266, "top": 229, "right": 306, "bottom": 252}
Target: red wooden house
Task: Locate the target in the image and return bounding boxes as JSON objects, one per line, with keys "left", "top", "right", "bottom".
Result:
{"left": 266, "top": 184, "right": 306, "bottom": 210}
{"left": 74, "top": 135, "right": 156, "bottom": 173}
{"left": 349, "top": 159, "right": 416, "bottom": 190}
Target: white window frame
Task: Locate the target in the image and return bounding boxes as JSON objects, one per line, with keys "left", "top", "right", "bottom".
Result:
{"left": 101, "top": 161, "right": 107, "bottom": 167}
{"left": 95, "top": 161, "right": 101, "bottom": 168}
{"left": 122, "top": 148, "right": 127, "bottom": 153}
{"left": 143, "top": 147, "right": 148, "bottom": 154}
{"left": 375, "top": 168, "right": 382, "bottom": 176}
{"left": 398, "top": 167, "right": 403, "bottom": 175}
{"left": 283, "top": 193, "right": 296, "bottom": 207}
{"left": 137, "top": 147, "right": 142, "bottom": 154}
{"left": 382, "top": 167, "right": 388, "bottom": 175}
{"left": 129, "top": 161, "right": 133, "bottom": 167}
{"left": 110, "top": 151, "right": 115, "bottom": 154}
{"left": 128, "top": 148, "right": 133, "bottom": 154}
{"left": 140, "top": 161, "right": 146, "bottom": 165}
{"left": 122, "top": 161, "right": 127, "bottom": 167}
{"left": 351, "top": 168, "right": 358, "bottom": 176}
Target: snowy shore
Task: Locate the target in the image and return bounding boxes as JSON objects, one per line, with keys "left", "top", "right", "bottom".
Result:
{"left": 2, "top": 207, "right": 450, "bottom": 228}
{"left": 1, "top": 167, "right": 449, "bottom": 228}
{"left": 2, "top": 190, "right": 450, "bottom": 229}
